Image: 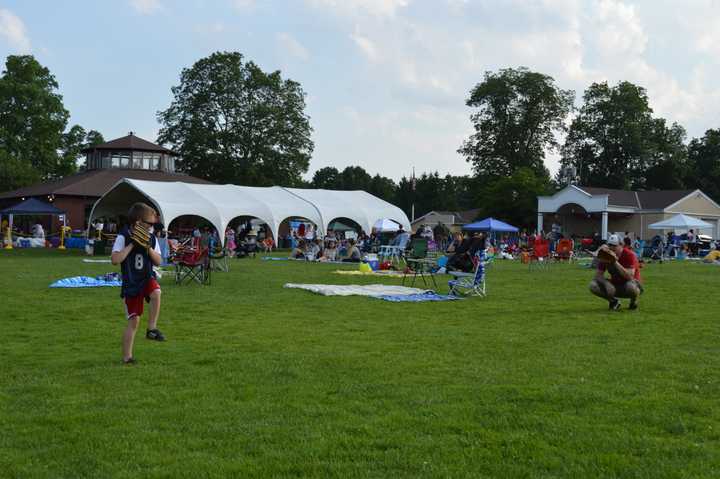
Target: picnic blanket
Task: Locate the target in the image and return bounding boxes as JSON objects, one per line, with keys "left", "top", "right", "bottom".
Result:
{"left": 263, "top": 257, "right": 350, "bottom": 265}
{"left": 334, "top": 270, "right": 405, "bottom": 278}
{"left": 376, "top": 292, "right": 460, "bottom": 302}
{"left": 283, "top": 283, "right": 460, "bottom": 302}
{"left": 50, "top": 274, "right": 122, "bottom": 288}
{"left": 284, "top": 283, "right": 426, "bottom": 297}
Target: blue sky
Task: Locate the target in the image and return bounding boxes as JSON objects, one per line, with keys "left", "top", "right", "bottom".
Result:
{"left": 1, "top": 0, "right": 719, "bottom": 180}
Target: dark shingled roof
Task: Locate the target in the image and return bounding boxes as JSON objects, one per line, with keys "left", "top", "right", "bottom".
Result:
{"left": 577, "top": 186, "right": 694, "bottom": 210}
{"left": 578, "top": 186, "right": 640, "bottom": 208}
{"left": 81, "top": 133, "right": 178, "bottom": 155}
{"left": 0, "top": 169, "right": 213, "bottom": 200}
{"left": 636, "top": 190, "right": 695, "bottom": 209}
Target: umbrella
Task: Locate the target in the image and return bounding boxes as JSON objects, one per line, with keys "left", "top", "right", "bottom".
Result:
{"left": 462, "top": 217, "right": 519, "bottom": 233}
{"left": 373, "top": 218, "right": 400, "bottom": 232}
{"left": 648, "top": 214, "right": 712, "bottom": 230}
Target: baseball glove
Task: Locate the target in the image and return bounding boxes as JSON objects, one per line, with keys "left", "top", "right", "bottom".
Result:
{"left": 130, "top": 224, "right": 151, "bottom": 249}
{"left": 596, "top": 245, "right": 618, "bottom": 264}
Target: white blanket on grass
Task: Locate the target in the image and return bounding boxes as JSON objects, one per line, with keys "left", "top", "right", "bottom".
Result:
{"left": 284, "top": 283, "right": 428, "bottom": 297}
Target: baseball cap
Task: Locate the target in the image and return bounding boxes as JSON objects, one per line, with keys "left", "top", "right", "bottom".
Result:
{"left": 607, "top": 234, "right": 620, "bottom": 246}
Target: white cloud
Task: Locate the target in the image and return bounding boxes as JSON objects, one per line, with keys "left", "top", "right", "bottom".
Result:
{"left": 306, "top": 0, "right": 410, "bottom": 18}
{"left": 307, "top": 0, "right": 720, "bottom": 177}
{"left": 0, "top": 9, "right": 30, "bottom": 53}
{"left": 195, "top": 21, "right": 226, "bottom": 34}
{"left": 231, "top": 0, "right": 255, "bottom": 10}
{"left": 277, "top": 32, "right": 310, "bottom": 61}
{"left": 350, "top": 32, "right": 379, "bottom": 62}
{"left": 129, "top": 0, "right": 162, "bottom": 15}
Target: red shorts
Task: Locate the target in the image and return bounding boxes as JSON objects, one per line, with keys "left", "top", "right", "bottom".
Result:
{"left": 124, "top": 278, "right": 161, "bottom": 319}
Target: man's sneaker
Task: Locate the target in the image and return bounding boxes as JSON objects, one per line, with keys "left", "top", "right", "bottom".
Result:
{"left": 628, "top": 302, "right": 638, "bottom": 310}
{"left": 609, "top": 299, "right": 621, "bottom": 311}
{"left": 123, "top": 357, "right": 137, "bottom": 365}
{"left": 146, "top": 329, "right": 166, "bottom": 341}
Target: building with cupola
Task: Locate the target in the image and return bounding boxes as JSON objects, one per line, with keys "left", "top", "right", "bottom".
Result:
{"left": 0, "top": 132, "right": 212, "bottom": 231}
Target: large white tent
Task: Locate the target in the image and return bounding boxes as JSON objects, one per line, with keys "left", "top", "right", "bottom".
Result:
{"left": 88, "top": 179, "right": 410, "bottom": 241}
{"left": 648, "top": 214, "right": 713, "bottom": 230}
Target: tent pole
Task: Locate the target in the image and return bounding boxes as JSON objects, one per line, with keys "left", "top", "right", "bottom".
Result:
{"left": 5, "top": 214, "right": 13, "bottom": 249}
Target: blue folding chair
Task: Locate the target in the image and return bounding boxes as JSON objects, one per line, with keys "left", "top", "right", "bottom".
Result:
{"left": 448, "top": 251, "right": 486, "bottom": 297}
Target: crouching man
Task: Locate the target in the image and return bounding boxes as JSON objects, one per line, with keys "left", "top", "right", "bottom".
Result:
{"left": 589, "top": 234, "right": 643, "bottom": 311}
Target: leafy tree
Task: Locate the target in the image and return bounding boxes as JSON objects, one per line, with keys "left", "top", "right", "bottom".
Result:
{"left": 368, "top": 174, "right": 397, "bottom": 203}
{"left": 311, "top": 166, "right": 340, "bottom": 189}
{"left": 686, "top": 129, "right": 720, "bottom": 203}
{"left": 643, "top": 121, "right": 688, "bottom": 190}
{"left": 393, "top": 173, "right": 480, "bottom": 220}
{"left": 560, "top": 81, "right": 678, "bottom": 190}
{"left": 478, "top": 167, "right": 552, "bottom": 228}
{"left": 338, "top": 166, "right": 372, "bottom": 191}
{"left": 459, "top": 67, "right": 574, "bottom": 178}
{"left": 0, "top": 150, "right": 36, "bottom": 193}
{"left": 0, "top": 55, "right": 85, "bottom": 190}
{"left": 85, "top": 130, "right": 105, "bottom": 148}
{"left": 59, "top": 125, "right": 87, "bottom": 176}
{"left": 157, "top": 51, "right": 313, "bottom": 187}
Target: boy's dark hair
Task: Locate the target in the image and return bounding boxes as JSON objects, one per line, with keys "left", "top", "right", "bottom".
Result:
{"left": 127, "top": 202, "right": 155, "bottom": 224}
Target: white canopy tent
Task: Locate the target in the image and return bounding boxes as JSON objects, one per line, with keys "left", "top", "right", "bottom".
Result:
{"left": 89, "top": 179, "right": 410, "bottom": 242}
{"left": 373, "top": 218, "right": 400, "bottom": 232}
{"left": 648, "top": 214, "right": 713, "bottom": 231}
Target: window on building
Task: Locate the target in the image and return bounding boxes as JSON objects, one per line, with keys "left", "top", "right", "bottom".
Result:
{"left": 114, "top": 152, "right": 131, "bottom": 168}
{"left": 132, "top": 151, "right": 143, "bottom": 169}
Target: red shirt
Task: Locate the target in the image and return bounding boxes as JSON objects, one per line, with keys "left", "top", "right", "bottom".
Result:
{"left": 599, "top": 247, "right": 641, "bottom": 285}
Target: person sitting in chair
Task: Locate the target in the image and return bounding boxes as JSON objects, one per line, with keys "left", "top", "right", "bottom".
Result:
{"left": 446, "top": 232, "right": 483, "bottom": 273}
{"left": 589, "top": 234, "right": 643, "bottom": 311}
{"left": 341, "top": 239, "right": 362, "bottom": 263}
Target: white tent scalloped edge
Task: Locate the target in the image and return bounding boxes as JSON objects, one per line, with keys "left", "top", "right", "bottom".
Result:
{"left": 88, "top": 178, "right": 411, "bottom": 241}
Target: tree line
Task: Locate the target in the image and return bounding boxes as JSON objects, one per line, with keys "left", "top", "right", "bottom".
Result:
{"left": 2, "top": 52, "right": 720, "bottom": 229}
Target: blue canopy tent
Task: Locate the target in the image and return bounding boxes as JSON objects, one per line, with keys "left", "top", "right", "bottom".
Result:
{"left": 0, "top": 197, "right": 65, "bottom": 216}
{"left": 0, "top": 198, "right": 66, "bottom": 249}
{"left": 463, "top": 217, "right": 519, "bottom": 233}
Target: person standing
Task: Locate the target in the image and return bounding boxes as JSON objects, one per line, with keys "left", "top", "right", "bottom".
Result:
{"left": 111, "top": 203, "right": 165, "bottom": 364}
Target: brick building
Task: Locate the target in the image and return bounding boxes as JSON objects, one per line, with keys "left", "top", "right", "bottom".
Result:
{"left": 0, "top": 133, "right": 211, "bottom": 233}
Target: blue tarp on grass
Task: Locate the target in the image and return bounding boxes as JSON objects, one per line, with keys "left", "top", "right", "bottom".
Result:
{"left": 50, "top": 275, "right": 122, "bottom": 288}
{"left": 375, "top": 292, "right": 461, "bottom": 302}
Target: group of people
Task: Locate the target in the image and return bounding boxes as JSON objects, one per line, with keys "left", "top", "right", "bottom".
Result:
{"left": 289, "top": 235, "right": 362, "bottom": 262}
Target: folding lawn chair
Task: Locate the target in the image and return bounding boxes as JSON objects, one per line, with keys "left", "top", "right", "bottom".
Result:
{"left": 554, "top": 238, "right": 574, "bottom": 262}
{"left": 407, "top": 237, "right": 429, "bottom": 260}
{"left": 174, "top": 242, "right": 211, "bottom": 285}
{"left": 210, "top": 247, "right": 229, "bottom": 272}
{"left": 648, "top": 235, "right": 664, "bottom": 262}
{"left": 378, "top": 245, "right": 404, "bottom": 267}
{"left": 529, "top": 239, "right": 551, "bottom": 270}
{"left": 448, "top": 251, "right": 486, "bottom": 297}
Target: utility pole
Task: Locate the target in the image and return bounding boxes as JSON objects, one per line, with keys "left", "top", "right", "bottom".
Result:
{"left": 411, "top": 167, "right": 416, "bottom": 222}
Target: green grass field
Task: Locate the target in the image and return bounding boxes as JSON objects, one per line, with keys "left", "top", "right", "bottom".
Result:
{"left": 1, "top": 249, "right": 718, "bottom": 478}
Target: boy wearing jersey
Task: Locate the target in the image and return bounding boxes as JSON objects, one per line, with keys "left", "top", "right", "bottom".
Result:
{"left": 111, "top": 203, "right": 165, "bottom": 364}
